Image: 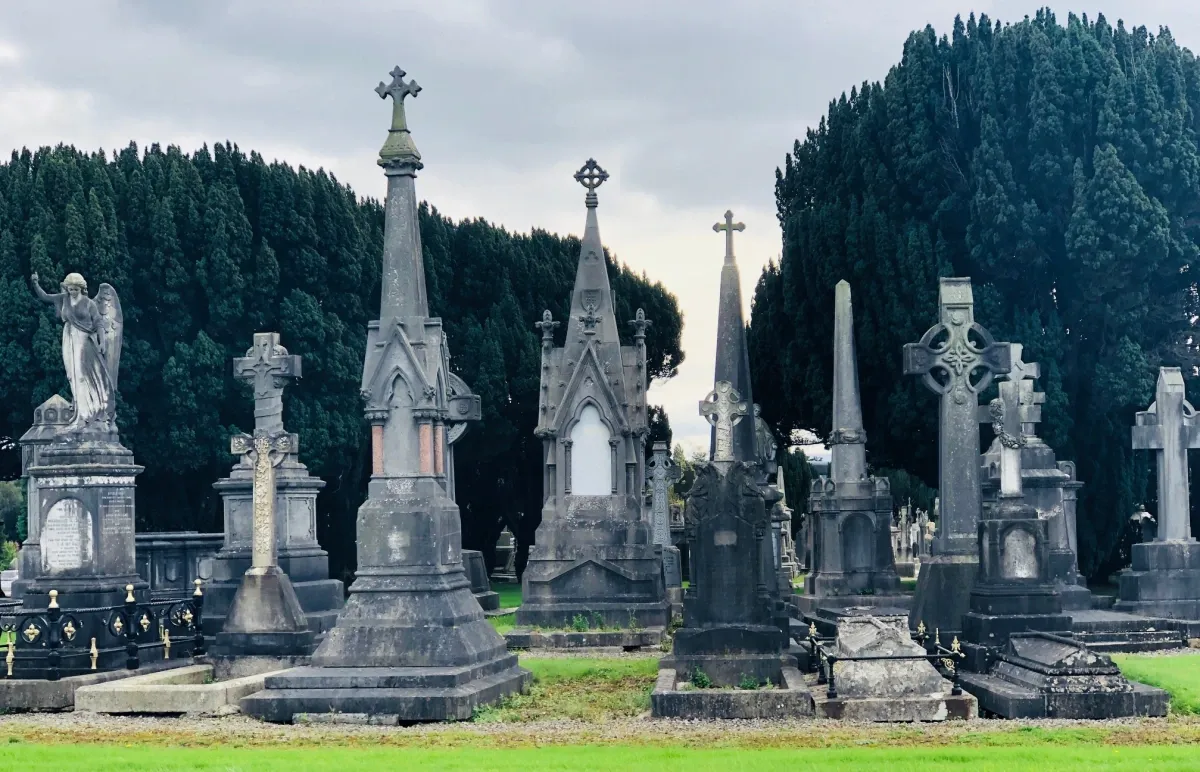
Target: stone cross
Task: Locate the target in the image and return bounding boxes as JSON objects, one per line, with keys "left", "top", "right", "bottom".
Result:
{"left": 713, "top": 210, "right": 745, "bottom": 264}
{"left": 988, "top": 379, "right": 1028, "bottom": 498}
{"left": 1132, "top": 368, "right": 1200, "bottom": 542}
{"left": 234, "top": 333, "right": 301, "bottom": 437}
{"left": 903, "top": 278, "right": 1011, "bottom": 554}
{"left": 700, "top": 381, "right": 749, "bottom": 463}
{"left": 648, "top": 441, "right": 682, "bottom": 547}
{"left": 574, "top": 158, "right": 608, "bottom": 206}
{"left": 231, "top": 428, "right": 297, "bottom": 571}
{"left": 376, "top": 66, "right": 421, "bottom": 124}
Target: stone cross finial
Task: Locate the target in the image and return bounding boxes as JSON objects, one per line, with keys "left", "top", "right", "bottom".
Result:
{"left": 376, "top": 66, "right": 423, "bottom": 167}
{"left": 903, "top": 278, "right": 1011, "bottom": 554}
{"left": 989, "top": 379, "right": 1027, "bottom": 498}
{"left": 574, "top": 159, "right": 608, "bottom": 207}
{"left": 1132, "top": 368, "right": 1200, "bottom": 542}
{"left": 234, "top": 332, "right": 301, "bottom": 437}
{"left": 648, "top": 441, "right": 682, "bottom": 547}
{"left": 978, "top": 343, "right": 1045, "bottom": 442}
{"left": 700, "top": 381, "right": 749, "bottom": 463}
{"left": 713, "top": 210, "right": 745, "bottom": 264}
{"left": 628, "top": 308, "right": 651, "bottom": 343}
{"left": 535, "top": 309, "right": 560, "bottom": 347}
{"left": 230, "top": 428, "right": 297, "bottom": 571}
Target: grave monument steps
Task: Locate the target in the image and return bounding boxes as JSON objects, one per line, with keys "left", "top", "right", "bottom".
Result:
{"left": 241, "top": 67, "right": 528, "bottom": 722}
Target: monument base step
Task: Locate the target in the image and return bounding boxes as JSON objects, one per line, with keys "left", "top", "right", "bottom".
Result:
{"left": 473, "top": 591, "right": 500, "bottom": 612}
{"left": 504, "top": 626, "right": 665, "bottom": 650}
{"left": 0, "top": 658, "right": 190, "bottom": 711}
{"left": 208, "top": 653, "right": 313, "bottom": 681}
{"left": 239, "top": 656, "right": 531, "bottom": 723}
{"left": 650, "top": 667, "right": 814, "bottom": 719}
{"left": 1057, "top": 583, "right": 1094, "bottom": 611}
{"left": 662, "top": 651, "right": 795, "bottom": 689}
{"left": 1069, "top": 609, "right": 1188, "bottom": 653}
{"left": 959, "top": 672, "right": 1168, "bottom": 719}
{"left": 74, "top": 663, "right": 289, "bottom": 715}
{"left": 810, "top": 681, "right": 976, "bottom": 721}
{"left": 908, "top": 555, "right": 978, "bottom": 640}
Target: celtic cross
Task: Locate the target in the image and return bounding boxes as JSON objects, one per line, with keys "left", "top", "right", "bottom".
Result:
{"left": 648, "top": 441, "right": 682, "bottom": 547}
{"left": 903, "top": 278, "right": 1011, "bottom": 554}
{"left": 700, "top": 381, "right": 749, "bottom": 464}
{"left": 574, "top": 159, "right": 608, "bottom": 207}
{"left": 713, "top": 210, "right": 745, "bottom": 264}
{"left": 231, "top": 428, "right": 296, "bottom": 571}
{"left": 234, "top": 332, "right": 301, "bottom": 437}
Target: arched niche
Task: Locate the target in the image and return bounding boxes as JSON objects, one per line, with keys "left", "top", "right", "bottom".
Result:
{"left": 570, "top": 403, "right": 612, "bottom": 495}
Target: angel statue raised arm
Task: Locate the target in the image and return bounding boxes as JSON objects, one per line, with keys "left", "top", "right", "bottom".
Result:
{"left": 30, "top": 271, "right": 123, "bottom": 436}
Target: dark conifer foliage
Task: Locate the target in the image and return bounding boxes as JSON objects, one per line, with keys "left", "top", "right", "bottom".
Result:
{"left": 754, "top": 10, "right": 1200, "bottom": 579}
{"left": 0, "top": 143, "right": 682, "bottom": 577}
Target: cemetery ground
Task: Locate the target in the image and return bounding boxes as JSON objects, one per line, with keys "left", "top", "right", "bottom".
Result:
{"left": 0, "top": 650, "right": 1198, "bottom": 769}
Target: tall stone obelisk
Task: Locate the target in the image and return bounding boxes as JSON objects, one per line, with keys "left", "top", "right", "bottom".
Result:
{"left": 242, "top": 67, "right": 528, "bottom": 722}
{"left": 710, "top": 211, "right": 757, "bottom": 462}
{"left": 806, "top": 281, "right": 900, "bottom": 598}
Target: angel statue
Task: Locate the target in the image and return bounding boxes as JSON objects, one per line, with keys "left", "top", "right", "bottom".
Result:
{"left": 30, "top": 272, "right": 123, "bottom": 435}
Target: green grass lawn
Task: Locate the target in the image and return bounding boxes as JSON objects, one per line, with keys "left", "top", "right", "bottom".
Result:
{"left": 475, "top": 656, "right": 659, "bottom": 722}
{"left": 0, "top": 743, "right": 1196, "bottom": 771}
{"left": 493, "top": 581, "right": 522, "bottom": 609}
{"left": 1114, "top": 652, "right": 1200, "bottom": 715}
{"left": 489, "top": 612, "right": 516, "bottom": 635}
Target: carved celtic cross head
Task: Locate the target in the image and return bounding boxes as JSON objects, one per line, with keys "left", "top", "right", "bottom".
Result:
{"left": 231, "top": 428, "right": 295, "bottom": 467}
{"left": 574, "top": 158, "right": 608, "bottom": 206}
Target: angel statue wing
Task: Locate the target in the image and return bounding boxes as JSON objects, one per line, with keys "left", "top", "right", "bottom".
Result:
{"left": 96, "top": 283, "right": 124, "bottom": 391}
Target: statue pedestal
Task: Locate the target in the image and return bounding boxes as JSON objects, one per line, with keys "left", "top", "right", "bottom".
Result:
{"left": 212, "top": 566, "right": 315, "bottom": 656}
{"left": 207, "top": 454, "right": 343, "bottom": 636}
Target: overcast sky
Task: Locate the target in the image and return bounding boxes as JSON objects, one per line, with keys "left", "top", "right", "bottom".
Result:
{"left": 2, "top": 1, "right": 1198, "bottom": 456}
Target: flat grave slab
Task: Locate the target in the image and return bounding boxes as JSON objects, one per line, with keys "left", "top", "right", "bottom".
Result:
{"left": 74, "top": 663, "right": 290, "bottom": 715}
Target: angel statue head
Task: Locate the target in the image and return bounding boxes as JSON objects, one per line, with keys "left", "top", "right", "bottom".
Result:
{"left": 30, "top": 270, "right": 124, "bottom": 438}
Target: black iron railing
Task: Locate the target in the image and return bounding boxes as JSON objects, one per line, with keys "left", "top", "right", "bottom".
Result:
{"left": 1, "top": 580, "right": 205, "bottom": 681}
{"left": 801, "top": 620, "right": 967, "bottom": 699}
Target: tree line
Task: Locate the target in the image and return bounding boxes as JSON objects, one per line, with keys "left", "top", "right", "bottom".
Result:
{"left": 752, "top": 10, "right": 1200, "bottom": 579}
{"left": 0, "top": 143, "right": 683, "bottom": 579}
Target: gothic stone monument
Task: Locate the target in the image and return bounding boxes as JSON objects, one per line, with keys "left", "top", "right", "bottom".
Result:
{"left": 14, "top": 274, "right": 151, "bottom": 673}
{"left": 980, "top": 346, "right": 1090, "bottom": 610}
{"left": 904, "top": 277, "right": 1012, "bottom": 636}
{"left": 806, "top": 281, "right": 901, "bottom": 601}
{"left": 515, "top": 159, "right": 668, "bottom": 636}
{"left": 1115, "top": 367, "right": 1200, "bottom": 631}
{"left": 242, "top": 67, "right": 528, "bottom": 722}
{"left": 960, "top": 371, "right": 1072, "bottom": 672}
{"left": 208, "top": 333, "right": 343, "bottom": 636}
{"left": 653, "top": 386, "right": 812, "bottom": 719}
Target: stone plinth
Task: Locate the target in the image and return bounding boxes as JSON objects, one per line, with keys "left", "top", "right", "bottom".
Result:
{"left": 806, "top": 477, "right": 901, "bottom": 598}
{"left": 651, "top": 666, "right": 813, "bottom": 719}
{"left": 958, "top": 633, "right": 1168, "bottom": 718}
{"left": 0, "top": 659, "right": 187, "bottom": 711}
{"left": 14, "top": 439, "right": 146, "bottom": 612}
{"left": 504, "top": 627, "right": 664, "bottom": 650}
{"left": 1114, "top": 540, "right": 1200, "bottom": 624}
{"left": 207, "top": 461, "right": 343, "bottom": 636}
{"left": 464, "top": 549, "right": 499, "bottom": 611}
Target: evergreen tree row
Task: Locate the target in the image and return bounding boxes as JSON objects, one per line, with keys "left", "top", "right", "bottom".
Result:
{"left": 0, "top": 143, "right": 683, "bottom": 577}
{"left": 752, "top": 10, "right": 1200, "bottom": 579}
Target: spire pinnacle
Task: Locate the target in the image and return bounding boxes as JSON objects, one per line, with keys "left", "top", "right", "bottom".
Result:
{"left": 830, "top": 280, "right": 867, "bottom": 481}
{"left": 376, "top": 66, "right": 423, "bottom": 169}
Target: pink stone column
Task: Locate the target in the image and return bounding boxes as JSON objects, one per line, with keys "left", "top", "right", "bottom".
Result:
{"left": 418, "top": 422, "right": 434, "bottom": 475}
{"left": 434, "top": 421, "right": 445, "bottom": 476}
{"left": 371, "top": 425, "right": 385, "bottom": 476}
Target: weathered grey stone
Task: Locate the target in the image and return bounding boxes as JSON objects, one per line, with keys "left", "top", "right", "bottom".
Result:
{"left": 135, "top": 532, "right": 221, "bottom": 595}
{"left": 0, "top": 659, "right": 186, "bottom": 711}
{"left": 207, "top": 333, "right": 342, "bottom": 637}
{"left": 651, "top": 667, "right": 814, "bottom": 719}
{"left": 519, "top": 160, "right": 667, "bottom": 633}
{"left": 491, "top": 527, "right": 517, "bottom": 582}
{"left": 1116, "top": 368, "right": 1200, "bottom": 622}
{"left": 74, "top": 664, "right": 286, "bottom": 715}
{"left": 240, "top": 67, "right": 527, "bottom": 723}
{"left": 463, "top": 549, "right": 499, "bottom": 611}
{"left": 504, "top": 627, "right": 664, "bottom": 650}
{"left": 832, "top": 614, "right": 945, "bottom": 698}
{"left": 904, "top": 278, "right": 1012, "bottom": 636}
{"left": 958, "top": 632, "right": 1169, "bottom": 718}
{"left": 806, "top": 282, "right": 901, "bottom": 605}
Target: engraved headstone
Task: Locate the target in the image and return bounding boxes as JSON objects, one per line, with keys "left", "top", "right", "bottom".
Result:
{"left": 648, "top": 442, "right": 683, "bottom": 589}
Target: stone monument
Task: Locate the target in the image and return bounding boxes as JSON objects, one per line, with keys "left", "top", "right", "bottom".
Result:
{"left": 212, "top": 336, "right": 317, "bottom": 659}
{"left": 652, "top": 383, "right": 812, "bottom": 719}
{"left": 648, "top": 441, "right": 683, "bottom": 610}
{"left": 1114, "top": 368, "right": 1200, "bottom": 629}
{"left": 15, "top": 275, "right": 147, "bottom": 643}
{"left": 806, "top": 282, "right": 901, "bottom": 600}
{"left": 904, "top": 277, "right": 1011, "bottom": 636}
{"left": 207, "top": 334, "right": 343, "bottom": 636}
{"left": 960, "top": 370, "right": 1072, "bottom": 671}
{"left": 242, "top": 67, "right": 528, "bottom": 722}
{"left": 515, "top": 158, "right": 668, "bottom": 635}
{"left": 979, "top": 346, "right": 1090, "bottom": 610}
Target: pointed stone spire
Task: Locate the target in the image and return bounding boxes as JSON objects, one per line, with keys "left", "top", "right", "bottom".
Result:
{"left": 375, "top": 65, "right": 428, "bottom": 324}
{"left": 562, "top": 159, "right": 623, "bottom": 349}
{"left": 711, "top": 210, "right": 755, "bottom": 462}
{"left": 830, "top": 280, "right": 867, "bottom": 482}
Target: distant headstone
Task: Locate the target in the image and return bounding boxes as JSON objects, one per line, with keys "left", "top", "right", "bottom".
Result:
{"left": 648, "top": 442, "right": 683, "bottom": 590}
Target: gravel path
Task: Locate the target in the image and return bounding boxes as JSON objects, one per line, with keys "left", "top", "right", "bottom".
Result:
{"left": 2, "top": 711, "right": 1197, "bottom": 748}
